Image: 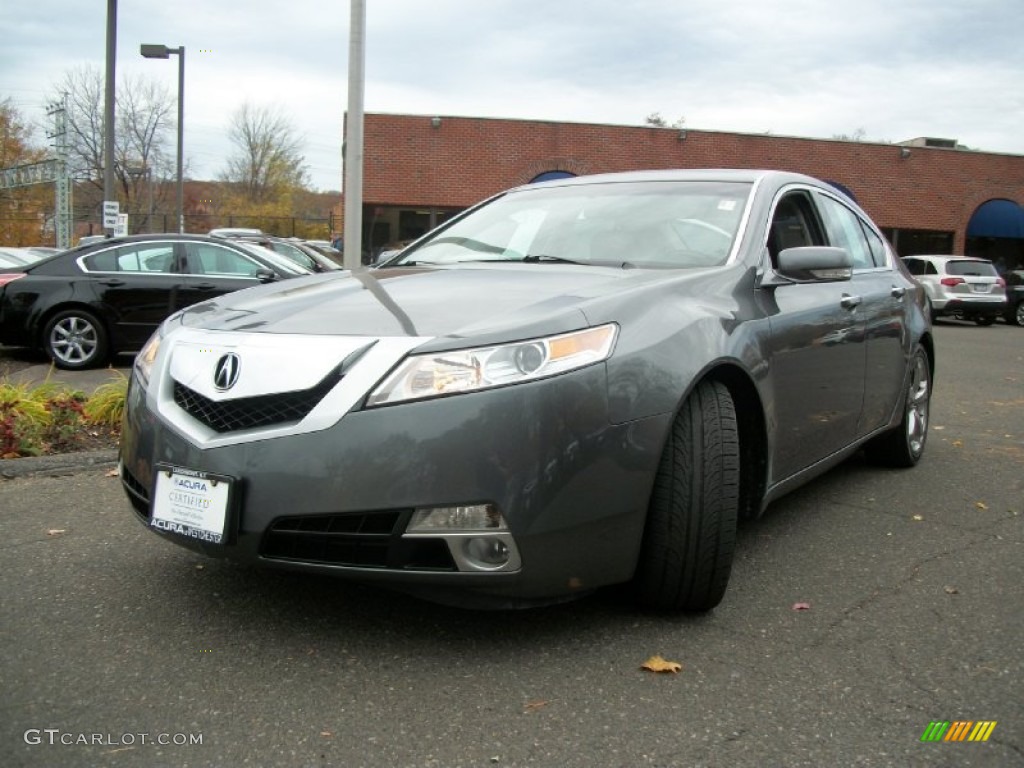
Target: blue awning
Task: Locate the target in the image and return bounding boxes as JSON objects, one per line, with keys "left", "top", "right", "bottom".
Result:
{"left": 824, "top": 180, "right": 858, "bottom": 202}
{"left": 967, "top": 199, "right": 1024, "bottom": 238}
{"left": 530, "top": 170, "right": 575, "bottom": 184}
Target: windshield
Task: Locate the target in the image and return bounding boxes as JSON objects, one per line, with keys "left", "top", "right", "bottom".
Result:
{"left": 233, "top": 241, "right": 314, "bottom": 276}
{"left": 391, "top": 180, "right": 752, "bottom": 269}
{"left": 946, "top": 259, "right": 998, "bottom": 277}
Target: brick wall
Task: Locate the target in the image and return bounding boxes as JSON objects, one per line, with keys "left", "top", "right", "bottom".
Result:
{"left": 356, "top": 113, "right": 1024, "bottom": 253}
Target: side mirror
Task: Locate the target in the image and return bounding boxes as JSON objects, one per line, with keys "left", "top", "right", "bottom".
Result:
{"left": 255, "top": 269, "right": 277, "bottom": 283}
{"left": 775, "top": 246, "right": 852, "bottom": 283}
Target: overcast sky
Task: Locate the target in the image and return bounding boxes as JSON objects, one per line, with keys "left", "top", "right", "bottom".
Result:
{"left": 3, "top": 0, "right": 1022, "bottom": 192}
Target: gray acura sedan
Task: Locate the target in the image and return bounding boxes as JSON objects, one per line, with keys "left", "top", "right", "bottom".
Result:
{"left": 119, "top": 169, "right": 933, "bottom": 611}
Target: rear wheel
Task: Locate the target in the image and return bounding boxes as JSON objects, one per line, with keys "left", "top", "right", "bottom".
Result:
{"left": 633, "top": 380, "right": 739, "bottom": 612}
{"left": 864, "top": 346, "right": 931, "bottom": 467}
{"left": 43, "top": 309, "right": 109, "bottom": 370}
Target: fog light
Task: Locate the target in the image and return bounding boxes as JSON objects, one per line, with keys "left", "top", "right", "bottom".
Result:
{"left": 408, "top": 504, "right": 506, "bottom": 532}
{"left": 462, "top": 536, "right": 511, "bottom": 568}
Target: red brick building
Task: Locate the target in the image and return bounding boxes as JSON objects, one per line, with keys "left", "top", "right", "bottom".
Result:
{"left": 342, "top": 113, "right": 1024, "bottom": 271}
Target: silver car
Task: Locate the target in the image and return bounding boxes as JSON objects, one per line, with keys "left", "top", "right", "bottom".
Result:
{"left": 901, "top": 254, "right": 1007, "bottom": 325}
{"left": 120, "top": 169, "right": 934, "bottom": 611}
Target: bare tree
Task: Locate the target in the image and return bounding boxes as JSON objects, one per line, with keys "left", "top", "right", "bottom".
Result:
{"left": 52, "top": 65, "right": 175, "bottom": 232}
{"left": 645, "top": 112, "right": 686, "bottom": 129}
{"left": 221, "top": 103, "right": 309, "bottom": 203}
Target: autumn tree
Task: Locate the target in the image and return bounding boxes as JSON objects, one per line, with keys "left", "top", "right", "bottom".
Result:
{"left": 52, "top": 65, "right": 176, "bottom": 232}
{"left": 0, "top": 98, "right": 51, "bottom": 245}
{"left": 221, "top": 103, "right": 309, "bottom": 205}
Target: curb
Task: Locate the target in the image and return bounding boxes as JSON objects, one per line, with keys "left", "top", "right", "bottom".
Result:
{"left": 0, "top": 449, "right": 119, "bottom": 479}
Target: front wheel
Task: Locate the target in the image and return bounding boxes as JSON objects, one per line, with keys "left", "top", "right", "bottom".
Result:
{"left": 43, "top": 309, "right": 109, "bottom": 370}
{"left": 1009, "top": 302, "right": 1024, "bottom": 327}
{"left": 864, "top": 346, "right": 931, "bottom": 467}
{"left": 633, "top": 380, "right": 739, "bottom": 612}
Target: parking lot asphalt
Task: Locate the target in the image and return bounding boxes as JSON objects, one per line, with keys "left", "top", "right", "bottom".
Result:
{"left": 0, "top": 321, "right": 1021, "bottom": 768}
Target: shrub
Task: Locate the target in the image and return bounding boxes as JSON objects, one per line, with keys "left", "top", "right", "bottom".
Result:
{"left": 84, "top": 370, "right": 129, "bottom": 428}
{"left": 0, "top": 369, "right": 128, "bottom": 458}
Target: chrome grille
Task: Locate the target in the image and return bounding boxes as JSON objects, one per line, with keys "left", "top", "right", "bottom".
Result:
{"left": 173, "top": 372, "right": 340, "bottom": 433}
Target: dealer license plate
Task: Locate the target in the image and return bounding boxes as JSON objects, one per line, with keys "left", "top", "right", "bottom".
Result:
{"left": 151, "top": 465, "right": 233, "bottom": 544}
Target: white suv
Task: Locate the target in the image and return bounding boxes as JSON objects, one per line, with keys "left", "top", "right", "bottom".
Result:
{"left": 901, "top": 255, "right": 1007, "bottom": 325}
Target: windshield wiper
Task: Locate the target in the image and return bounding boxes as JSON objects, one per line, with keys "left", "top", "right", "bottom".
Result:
{"left": 522, "top": 254, "right": 585, "bottom": 264}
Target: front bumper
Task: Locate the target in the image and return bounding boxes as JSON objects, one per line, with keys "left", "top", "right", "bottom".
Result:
{"left": 120, "top": 364, "right": 670, "bottom": 607}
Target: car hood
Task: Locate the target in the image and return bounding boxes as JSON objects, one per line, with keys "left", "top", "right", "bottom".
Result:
{"left": 182, "top": 264, "right": 669, "bottom": 342}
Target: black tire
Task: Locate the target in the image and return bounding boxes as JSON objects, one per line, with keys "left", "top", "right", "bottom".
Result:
{"left": 42, "top": 309, "right": 109, "bottom": 370}
{"left": 1009, "top": 302, "right": 1024, "bottom": 327}
{"left": 864, "top": 346, "right": 931, "bottom": 468}
{"left": 633, "top": 380, "right": 739, "bottom": 612}
{"left": 975, "top": 316, "right": 996, "bottom": 326}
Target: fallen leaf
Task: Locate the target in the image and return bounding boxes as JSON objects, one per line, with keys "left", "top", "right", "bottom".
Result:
{"left": 105, "top": 467, "right": 119, "bottom": 477}
{"left": 194, "top": 564, "right": 205, "bottom": 570}
{"left": 975, "top": 501, "right": 988, "bottom": 510}
{"left": 944, "top": 586, "right": 959, "bottom": 595}
{"left": 951, "top": 440, "right": 963, "bottom": 448}
{"left": 912, "top": 514, "right": 924, "bottom": 521}
{"left": 641, "top": 655, "right": 683, "bottom": 674}
{"left": 523, "top": 700, "right": 551, "bottom": 712}
{"left": 47, "top": 529, "right": 66, "bottom": 537}
{"left": 792, "top": 602, "right": 812, "bottom": 611}
{"left": 320, "top": 730, "right": 332, "bottom": 738}
{"left": 932, "top": 425, "right": 945, "bottom": 431}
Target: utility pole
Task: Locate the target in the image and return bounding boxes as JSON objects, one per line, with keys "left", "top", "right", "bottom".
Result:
{"left": 342, "top": 0, "right": 365, "bottom": 270}
{"left": 46, "top": 96, "right": 73, "bottom": 250}
{"left": 103, "top": 0, "right": 117, "bottom": 235}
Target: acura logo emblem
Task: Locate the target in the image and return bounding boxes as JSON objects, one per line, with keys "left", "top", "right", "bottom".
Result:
{"left": 214, "top": 353, "right": 241, "bottom": 391}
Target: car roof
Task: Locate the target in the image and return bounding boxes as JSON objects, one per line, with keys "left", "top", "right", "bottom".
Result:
{"left": 513, "top": 168, "right": 819, "bottom": 192}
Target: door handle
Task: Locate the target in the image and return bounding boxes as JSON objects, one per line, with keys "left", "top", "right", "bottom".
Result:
{"left": 891, "top": 286, "right": 907, "bottom": 298}
{"left": 841, "top": 294, "right": 862, "bottom": 309}
{"left": 98, "top": 278, "right": 125, "bottom": 287}
{"left": 193, "top": 282, "right": 217, "bottom": 291}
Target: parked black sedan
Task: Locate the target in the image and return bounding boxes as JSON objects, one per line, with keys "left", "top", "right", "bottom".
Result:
{"left": 0, "top": 234, "right": 313, "bottom": 369}
{"left": 120, "top": 170, "right": 933, "bottom": 612}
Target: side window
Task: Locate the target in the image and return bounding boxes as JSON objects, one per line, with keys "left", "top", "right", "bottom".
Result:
{"left": 903, "top": 258, "right": 923, "bottom": 276}
{"left": 924, "top": 261, "right": 939, "bottom": 276}
{"left": 184, "top": 243, "right": 261, "bottom": 277}
{"left": 83, "top": 244, "right": 176, "bottom": 273}
{"left": 83, "top": 249, "right": 119, "bottom": 272}
{"left": 816, "top": 195, "right": 874, "bottom": 270}
{"left": 767, "top": 191, "right": 826, "bottom": 266}
{"left": 860, "top": 222, "right": 888, "bottom": 268}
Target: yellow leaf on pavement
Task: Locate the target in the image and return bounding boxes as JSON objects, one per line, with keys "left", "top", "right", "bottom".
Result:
{"left": 641, "top": 655, "right": 682, "bottom": 674}
{"left": 975, "top": 501, "right": 988, "bottom": 510}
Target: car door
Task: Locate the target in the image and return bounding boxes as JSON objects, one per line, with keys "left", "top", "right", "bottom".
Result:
{"left": 177, "top": 241, "right": 272, "bottom": 311}
{"left": 80, "top": 241, "right": 186, "bottom": 349}
{"left": 815, "top": 192, "right": 910, "bottom": 435}
{"left": 760, "top": 188, "right": 868, "bottom": 481}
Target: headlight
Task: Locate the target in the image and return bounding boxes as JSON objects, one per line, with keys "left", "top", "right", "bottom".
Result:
{"left": 367, "top": 324, "right": 618, "bottom": 406}
{"left": 134, "top": 327, "right": 164, "bottom": 385}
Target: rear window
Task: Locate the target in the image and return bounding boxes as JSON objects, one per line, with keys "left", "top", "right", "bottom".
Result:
{"left": 945, "top": 260, "right": 998, "bottom": 277}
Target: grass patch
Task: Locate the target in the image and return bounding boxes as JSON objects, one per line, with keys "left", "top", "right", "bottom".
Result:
{"left": 0, "top": 367, "right": 127, "bottom": 458}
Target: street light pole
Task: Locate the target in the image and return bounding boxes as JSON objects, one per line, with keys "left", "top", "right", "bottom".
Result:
{"left": 140, "top": 43, "right": 185, "bottom": 233}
